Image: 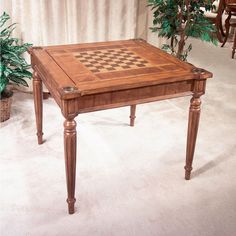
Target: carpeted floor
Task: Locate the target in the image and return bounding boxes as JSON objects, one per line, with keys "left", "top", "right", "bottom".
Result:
{"left": 0, "top": 39, "right": 236, "bottom": 236}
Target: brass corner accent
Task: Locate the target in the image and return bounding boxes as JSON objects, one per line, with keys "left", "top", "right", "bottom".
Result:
{"left": 62, "top": 86, "right": 78, "bottom": 93}
{"left": 192, "top": 68, "right": 206, "bottom": 74}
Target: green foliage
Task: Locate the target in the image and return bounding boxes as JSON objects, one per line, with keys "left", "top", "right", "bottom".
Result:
{"left": 0, "top": 12, "right": 32, "bottom": 97}
{"left": 148, "top": 0, "right": 218, "bottom": 61}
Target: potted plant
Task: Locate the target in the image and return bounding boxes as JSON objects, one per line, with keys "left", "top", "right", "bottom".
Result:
{"left": 148, "top": 0, "right": 218, "bottom": 61}
{"left": 0, "top": 12, "right": 32, "bottom": 122}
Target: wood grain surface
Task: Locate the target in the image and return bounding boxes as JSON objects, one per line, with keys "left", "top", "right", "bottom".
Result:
{"left": 29, "top": 39, "right": 213, "bottom": 214}
{"left": 31, "top": 39, "right": 212, "bottom": 99}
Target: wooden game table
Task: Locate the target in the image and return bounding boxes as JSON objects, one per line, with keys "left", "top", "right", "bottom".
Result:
{"left": 29, "top": 39, "right": 212, "bottom": 214}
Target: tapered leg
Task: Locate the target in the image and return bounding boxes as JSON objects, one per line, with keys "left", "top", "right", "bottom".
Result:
{"left": 130, "top": 105, "right": 136, "bottom": 127}
{"left": 33, "top": 71, "right": 43, "bottom": 145}
{"left": 221, "top": 12, "right": 231, "bottom": 47}
{"left": 185, "top": 96, "right": 201, "bottom": 180}
{"left": 232, "top": 32, "right": 236, "bottom": 59}
{"left": 215, "top": 19, "right": 224, "bottom": 43}
{"left": 64, "top": 118, "right": 77, "bottom": 214}
{"left": 219, "top": 17, "right": 225, "bottom": 37}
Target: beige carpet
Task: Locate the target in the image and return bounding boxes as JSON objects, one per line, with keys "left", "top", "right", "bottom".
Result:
{"left": 0, "top": 39, "right": 236, "bottom": 236}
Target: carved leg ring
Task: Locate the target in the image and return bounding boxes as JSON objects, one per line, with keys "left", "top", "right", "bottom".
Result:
{"left": 64, "top": 118, "right": 77, "bottom": 214}
{"left": 185, "top": 96, "right": 201, "bottom": 180}
{"left": 33, "top": 71, "right": 43, "bottom": 145}
{"left": 130, "top": 105, "right": 136, "bottom": 127}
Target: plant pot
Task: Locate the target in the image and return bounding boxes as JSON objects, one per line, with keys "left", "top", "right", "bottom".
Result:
{"left": 0, "top": 91, "right": 13, "bottom": 122}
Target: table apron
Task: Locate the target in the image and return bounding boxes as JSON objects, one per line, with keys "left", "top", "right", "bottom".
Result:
{"left": 62, "top": 79, "right": 206, "bottom": 115}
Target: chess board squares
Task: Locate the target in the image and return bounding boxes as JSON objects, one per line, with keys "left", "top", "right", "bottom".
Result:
{"left": 74, "top": 48, "right": 151, "bottom": 73}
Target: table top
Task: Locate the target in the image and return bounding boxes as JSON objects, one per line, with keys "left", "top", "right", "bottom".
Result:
{"left": 31, "top": 39, "right": 212, "bottom": 99}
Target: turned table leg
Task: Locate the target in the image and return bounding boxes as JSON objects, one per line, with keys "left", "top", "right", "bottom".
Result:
{"left": 64, "top": 118, "right": 77, "bottom": 214}
{"left": 185, "top": 95, "right": 201, "bottom": 180}
{"left": 33, "top": 71, "right": 43, "bottom": 145}
{"left": 130, "top": 105, "right": 136, "bottom": 127}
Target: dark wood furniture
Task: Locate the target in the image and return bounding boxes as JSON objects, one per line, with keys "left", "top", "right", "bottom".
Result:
{"left": 29, "top": 39, "right": 212, "bottom": 214}
{"left": 205, "top": 0, "right": 226, "bottom": 43}
{"left": 221, "top": 2, "right": 236, "bottom": 58}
